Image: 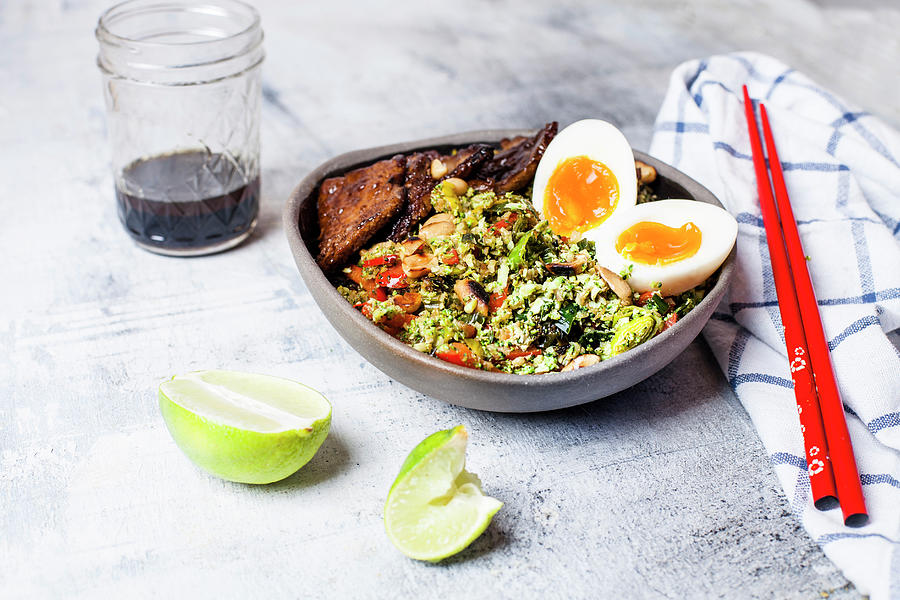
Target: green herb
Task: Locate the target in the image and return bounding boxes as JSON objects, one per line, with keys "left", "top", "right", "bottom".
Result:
{"left": 540, "top": 248, "right": 558, "bottom": 263}
{"left": 578, "top": 328, "right": 610, "bottom": 348}
{"left": 675, "top": 297, "right": 696, "bottom": 317}
{"left": 555, "top": 303, "right": 579, "bottom": 336}
{"left": 647, "top": 294, "right": 669, "bottom": 314}
{"left": 508, "top": 231, "right": 533, "bottom": 269}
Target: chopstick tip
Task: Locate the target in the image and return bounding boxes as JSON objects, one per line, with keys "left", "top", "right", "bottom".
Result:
{"left": 814, "top": 495, "right": 839, "bottom": 511}
{"left": 844, "top": 512, "right": 869, "bottom": 528}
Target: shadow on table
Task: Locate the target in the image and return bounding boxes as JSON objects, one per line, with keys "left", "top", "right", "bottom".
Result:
{"left": 265, "top": 433, "right": 351, "bottom": 492}
{"left": 493, "top": 337, "right": 742, "bottom": 432}
{"left": 429, "top": 519, "right": 509, "bottom": 567}
{"left": 412, "top": 339, "right": 747, "bottom": 565}
{"left": 227, "top": 209, "right": 281, "bottom": 254}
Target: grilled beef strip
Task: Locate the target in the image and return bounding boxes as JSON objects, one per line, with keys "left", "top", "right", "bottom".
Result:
{"left": 389, "top": 151, "right": 439, "bottom": 242}
{"left": 499, "top": 135, "right": 529, "bottom": 150}
{"left": 473, "top": 121, "right": 558, "bottom": 193}
{"left": 443, "top": 144, "right": 494, "bottom": 180}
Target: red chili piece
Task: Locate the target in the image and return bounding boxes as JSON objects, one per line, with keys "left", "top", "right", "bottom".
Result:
{"left": 662, "top": 313, "right": 678, "bottom": 331}
{"left": 375, "top": 265, "right": 408, "bottom": 289}
{"left": 443, "top": 249, "right": 460, "bottom": 265}
{"left": 363, "top": 254, "right": 399, "bottom": 268}
{"left": 488, "top": 286, "right": 508, "bottom": 312}
{"left": 636, "top": 291, "right": 656, "bottom": 307}
{"left": 492, "top": 220, "right": 510, "bottom": 233}
{"left": 436, "top": 342, "right": 478, "bottom": 368}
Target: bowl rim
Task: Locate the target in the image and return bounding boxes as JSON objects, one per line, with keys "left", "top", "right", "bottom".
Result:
{"left": 283, "top": 128, "right": 735, "bottom": 390}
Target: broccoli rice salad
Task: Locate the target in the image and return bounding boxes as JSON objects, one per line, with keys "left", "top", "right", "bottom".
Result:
{"left": 336, "top": 178, "right": 711, "bottom": 374}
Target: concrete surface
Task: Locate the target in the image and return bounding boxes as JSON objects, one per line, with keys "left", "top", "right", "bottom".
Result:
{"left": 3, "top": 0, "right": 898, "bottom": 597}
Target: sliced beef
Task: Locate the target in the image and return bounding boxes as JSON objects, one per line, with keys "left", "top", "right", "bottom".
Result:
{"left": 499, "top": 135, "right": 529, "bottom": 151}
{"left": 389, "top": 151, "right": 438, "bottom": 242}
{"left": 440, "top": 145, "right": 477, "bottom": 173}
{"left": 387, "top": 143, "right": 493, "bottom": 242}
{"left": 474, "top": 121, "right": 558, "bottom": 193}
{"left": 444, "top": 144, "right": 493, "bottom": 180}
{"left": 316, "top": 156, "right": 406, "bottom": 271}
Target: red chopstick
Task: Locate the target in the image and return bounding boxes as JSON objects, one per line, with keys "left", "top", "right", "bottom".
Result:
{"left": 741, "top": 86, "right": 839, "bottom": 511}
{"left": 759, "top": 104, "right": 868, "bottom": 526}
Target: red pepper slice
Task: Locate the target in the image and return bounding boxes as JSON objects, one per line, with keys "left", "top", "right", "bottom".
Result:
{"left": 347, "top": 265, "right": 377, "bottom": 293}
{"left": 492, "top": 213, "right": 518, "bottom": 233}
{"left": 363, "top": 254, "right": 399, "bottom": 268}
{"left": 488, "top": 286, "right": 508, "bottom": 312}
{"left": 375, "top": 264, "right": 408, "bottom": 289}
{"left": 636, "top": 291, "right": 656, "bottom": 307}
{"left": 360, "top": 303, "right": 374, "bottom": 319}
{"left": 379, "top": 312, "right": 416, "bottom": 330}
{"left": 505, "top": 347, "right": 542, "bottom": 360}
{"left": 373, "top": 287, "right": 388, "bottom": 302}
{"left": 662, "top": 312, "right": 678, "bottom": 331}
{"left": 380, "top": 313, "right": 418, "bottom": 338}
{"left": 443, "top": 249, "right": 460, "bottom": 265}
{"left": 436, "top": 342, "right": 478, "bottom": 368}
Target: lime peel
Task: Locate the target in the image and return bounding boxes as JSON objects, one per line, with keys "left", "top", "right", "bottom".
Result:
{"left": 384, "top": 425, "right": 502, "bottom": 562}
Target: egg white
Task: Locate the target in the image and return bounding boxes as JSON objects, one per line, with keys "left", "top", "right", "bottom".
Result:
{"left": 593, "top": 199, "right": 737, "bottom": 296}
{"left": 531, "top": 119, "right": 637, "bottom": 235}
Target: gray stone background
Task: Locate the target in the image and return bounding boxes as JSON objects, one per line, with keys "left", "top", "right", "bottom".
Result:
{"left": 2, "top": 0, "right": 898, "bottom": 598}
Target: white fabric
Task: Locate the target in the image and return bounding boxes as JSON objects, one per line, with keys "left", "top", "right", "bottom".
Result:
{"left": 649, "top": 52, "right": 900, "bottom": 599}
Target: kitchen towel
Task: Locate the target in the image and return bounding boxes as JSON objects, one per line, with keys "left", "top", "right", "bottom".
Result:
{"left": 649, "top": 52, "right": 900, "bottom": 599}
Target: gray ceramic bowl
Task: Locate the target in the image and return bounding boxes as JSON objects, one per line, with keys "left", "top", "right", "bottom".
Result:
{"left": 284, "top": 129, "right": 735, "bottom": 413}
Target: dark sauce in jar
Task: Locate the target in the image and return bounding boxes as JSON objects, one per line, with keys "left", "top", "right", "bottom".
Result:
{"left": 115, "top": 150, "right": 259, "bottom": 255}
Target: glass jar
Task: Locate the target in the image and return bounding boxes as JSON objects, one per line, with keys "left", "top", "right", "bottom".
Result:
{"left": 96, "top": 0, "right": 264, "bottom": 256}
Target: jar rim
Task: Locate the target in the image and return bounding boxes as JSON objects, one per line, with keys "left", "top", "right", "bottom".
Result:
{"left": 96, "top": 0, "right": 264, "bottom": 85}
{"left": 95, "top": 0, "right": 261, "bottom": 49}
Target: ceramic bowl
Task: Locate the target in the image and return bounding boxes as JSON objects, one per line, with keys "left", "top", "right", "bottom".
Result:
{"left": 284, "top": 129, "right": 735, "bottom": 413}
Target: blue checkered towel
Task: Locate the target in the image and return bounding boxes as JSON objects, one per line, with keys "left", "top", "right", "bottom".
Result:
{"left": 649, "top": 52, "right": 900, "bottom": 598}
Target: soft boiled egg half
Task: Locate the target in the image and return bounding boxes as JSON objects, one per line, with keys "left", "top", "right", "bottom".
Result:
{"left": 531, "top": 119, "right": 637, "bottom": 239}
{"left": 531, "top": 119, "right": 736, "bottom": 297}
{"left": 593, "top": 199, "right": 737, "bottom": 296}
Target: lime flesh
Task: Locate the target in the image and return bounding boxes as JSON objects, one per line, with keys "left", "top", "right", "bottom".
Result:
{"left": 159, "top": 370, "right": 331, "bottom": 484}
{"left": 384, "top": 425, "right": 502, "bottom": 562}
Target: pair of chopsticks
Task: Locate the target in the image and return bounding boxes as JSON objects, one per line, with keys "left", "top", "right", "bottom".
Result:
{"left": 741, "top": 85, "right": 868, "bottom": 527}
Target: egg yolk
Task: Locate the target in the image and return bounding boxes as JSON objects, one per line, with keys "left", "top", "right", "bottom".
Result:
{"left": 543, "top": 156, "right": 619, "bottom": 236}
{"left": 615, "top": 221, "right": 702, "bottom": 265}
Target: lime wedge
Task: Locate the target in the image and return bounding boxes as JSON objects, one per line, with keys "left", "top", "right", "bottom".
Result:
{"left": 384, "top": 425, "right": 502, "bottom": 562}
{"left": 159, "top": 370, "right": 331, "bottom": 484}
